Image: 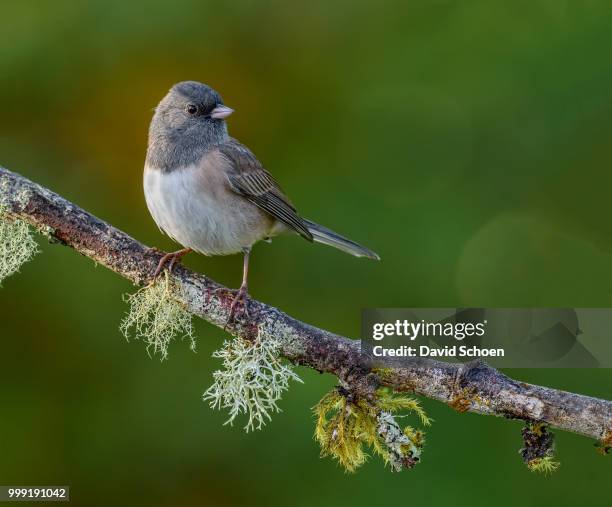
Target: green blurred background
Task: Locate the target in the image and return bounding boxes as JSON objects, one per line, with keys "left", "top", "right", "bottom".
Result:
{"left": 1, "top": 1, "right": 611, "bottom": 505}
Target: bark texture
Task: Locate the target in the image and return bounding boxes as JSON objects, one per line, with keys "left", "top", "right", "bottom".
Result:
{"left": 1, "top": 166, "right": 610, "bottom": 442}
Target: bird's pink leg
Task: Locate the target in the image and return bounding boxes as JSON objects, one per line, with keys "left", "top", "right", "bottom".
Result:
{"left": 226, "top": 247, "right": 251, "bottom": 325}
{"left": 152, "top": 247, "right": 192, "bottom": 280}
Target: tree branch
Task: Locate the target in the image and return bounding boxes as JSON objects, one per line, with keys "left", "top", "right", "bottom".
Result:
{"left": 1, "top": 166, "right": 610, "bottom": 443}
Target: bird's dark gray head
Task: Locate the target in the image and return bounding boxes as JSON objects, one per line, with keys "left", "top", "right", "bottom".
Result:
{"left": 146, "top": 81, "right": 234, "bottom": 172}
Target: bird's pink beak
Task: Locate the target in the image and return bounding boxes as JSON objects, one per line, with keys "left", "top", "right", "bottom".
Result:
{"left": 210, "top": 105, "right": 234, "bottom": 119}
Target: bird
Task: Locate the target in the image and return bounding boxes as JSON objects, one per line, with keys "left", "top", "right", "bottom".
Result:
{"left": 143, "top": 81, "right": 379, "bottom": 322}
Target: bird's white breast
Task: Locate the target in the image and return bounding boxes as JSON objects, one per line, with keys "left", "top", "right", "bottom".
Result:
{"left": 144, "top": 153, "right": 274, "bottom": 256}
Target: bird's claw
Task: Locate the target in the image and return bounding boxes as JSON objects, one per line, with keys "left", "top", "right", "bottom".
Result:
{"left": 224, "top": 284, "right": 250, "bottom": 329}
{"left": 150, "top": 247, "right": 191, "bottom": 281}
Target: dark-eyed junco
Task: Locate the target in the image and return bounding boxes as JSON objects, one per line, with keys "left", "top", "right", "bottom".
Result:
{"left": 144, "top": 81, "right": 379, "bottom": 319}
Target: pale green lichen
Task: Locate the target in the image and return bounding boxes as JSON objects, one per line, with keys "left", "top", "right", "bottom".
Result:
{"left": 203, "top": 333, "right": 303, "bottom": 432}
{"left": 0, "top": 206, "right": 39, "bottom": 285}
{"left": 313, "top": 388, "right": 430, "bottom": 472}
{"left": 120, "top": 270, "right": 195, "bottom": 360}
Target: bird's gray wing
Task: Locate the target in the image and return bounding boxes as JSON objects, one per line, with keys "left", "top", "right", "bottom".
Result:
{"left": 219, "top": 139, "right": 313, "bottom": 241}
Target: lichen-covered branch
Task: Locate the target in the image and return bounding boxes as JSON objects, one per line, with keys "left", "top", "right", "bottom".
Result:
{"left": 0, "top": 166, "right": 610, "bottom": 443}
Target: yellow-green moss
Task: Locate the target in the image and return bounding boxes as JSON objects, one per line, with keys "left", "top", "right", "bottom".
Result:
{"left": 520, "top": 422, "right": 559, "bottom": 474}
{"left": 313, "top": 388, "right": 430, "bottom": 473}
{"left": 527, "top": 456, "right": 560, "bottom": 474}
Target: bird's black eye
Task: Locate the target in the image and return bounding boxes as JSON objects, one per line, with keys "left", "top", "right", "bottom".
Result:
{"left": 186, "top": 104, "right": 198, "bottom": 115}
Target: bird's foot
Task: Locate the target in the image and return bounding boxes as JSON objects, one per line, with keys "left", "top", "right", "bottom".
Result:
{"left": 224, "top": 283, "right": 250, "bottom": 329}
{"left": 150, "top": 247, "right": 192, "bottom": 281}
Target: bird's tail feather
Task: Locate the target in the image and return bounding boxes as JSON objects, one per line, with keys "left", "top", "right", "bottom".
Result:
{"left": 303, "top": 219, "right": 380, "bottom": 260}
